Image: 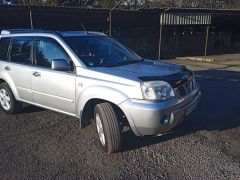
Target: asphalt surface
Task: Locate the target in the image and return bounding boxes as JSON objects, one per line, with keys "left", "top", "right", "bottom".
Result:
{"left": 0, "top": 59, "right": 240, "bottom": 179}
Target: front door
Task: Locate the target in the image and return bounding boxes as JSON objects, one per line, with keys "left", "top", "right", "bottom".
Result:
{"left": 31, "top": 37, "right": 76, "bottom": 114}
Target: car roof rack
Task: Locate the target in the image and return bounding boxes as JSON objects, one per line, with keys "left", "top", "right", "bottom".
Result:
{"left": 0, "top": 29, "right": 59, "bottom": 35}
{"left": 0, "top": 29, "right": 107, "bottom": 37}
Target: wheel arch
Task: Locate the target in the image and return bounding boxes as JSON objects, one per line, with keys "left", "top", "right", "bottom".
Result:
{"left": 79, "top": 97, "right": 129, "bottom": 128}
{"left": 77, "top": 86, "right": 129, "bottom": 115}
{"left": 0, "top": 78, "right": 6, "bottom": 84}
{"left": 0, "top": 77, "right": 19, "bottom": 100}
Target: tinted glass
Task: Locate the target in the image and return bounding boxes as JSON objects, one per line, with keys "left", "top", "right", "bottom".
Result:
{"left": 35, "top": 38, "right": 69, "bottom": 68}
{"left": 0, "top": 38, "right": 10, "bottom": 61}
{"left": 10, "top": 37, "right": 32, "bottom": 64}
{"left": 64, "top": 36, "right": 141, "bottom": 67}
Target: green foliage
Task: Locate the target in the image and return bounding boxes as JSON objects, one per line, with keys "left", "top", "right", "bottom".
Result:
{"left": 100, "top": 0, "right": 115, "bottom": 8}
{"left": 145, "top": 0, "right": 240, "bottom": 9}
{"left": 2, "top": 0, "right": 240, "bottom": 9}
{"left": 47, "top": 0, "right": 58, "bottom": 6}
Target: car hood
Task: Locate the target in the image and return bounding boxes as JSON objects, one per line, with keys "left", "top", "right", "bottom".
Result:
{"left": 89, "top": 60, "right": 193, "bottom": 87}
{"left": 111, "top": 60, "right": 182, "bottom": 77}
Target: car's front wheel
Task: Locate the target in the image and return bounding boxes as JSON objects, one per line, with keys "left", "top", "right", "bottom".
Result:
{"left": 0, "top": 82, "right": 22, "bottom": 114}
{"left": 94, "top": 102, "right": 122, "bottom": 154}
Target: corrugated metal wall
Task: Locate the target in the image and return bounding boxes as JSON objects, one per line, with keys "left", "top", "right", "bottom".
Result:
{"left": 160, "top": 13, "right": 211, "bottom": 25}
{"left": 0, "top": 5, "right": 240, "bottom": 59}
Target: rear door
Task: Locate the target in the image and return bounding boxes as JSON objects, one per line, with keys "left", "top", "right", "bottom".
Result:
{"left": 0, "top": 37, "right": 11, "bottom": 73}
{"left": 31, "top": 37, "right": 76, "bottom": 114}
{"left": 2, "top": 37, "right": 33, "bottom": 102}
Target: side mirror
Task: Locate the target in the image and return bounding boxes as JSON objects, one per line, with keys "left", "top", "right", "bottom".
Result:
{"left": 51, "top": 59, "right": 72, "bottom": 71}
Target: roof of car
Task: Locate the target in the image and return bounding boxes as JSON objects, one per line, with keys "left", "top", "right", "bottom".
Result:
{"left": 60, "top": 31, "right": 107, "bottom": 37}
{"left": 0, "top": 29, "right": 107, "bottom": 37}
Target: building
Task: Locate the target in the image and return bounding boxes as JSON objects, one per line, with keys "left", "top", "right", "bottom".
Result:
{"left": 0, "top": 5, "right": 240, "bottom": 59}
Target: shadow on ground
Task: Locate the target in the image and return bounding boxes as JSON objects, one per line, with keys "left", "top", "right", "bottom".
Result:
{"left": 122, "top": 69, "right": 240, "bottom": 152}
{"left": 19, "top": 104, "right": 45, "bottom": 114}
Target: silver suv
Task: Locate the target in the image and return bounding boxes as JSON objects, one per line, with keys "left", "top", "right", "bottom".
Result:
{"left": 0, "top": 29, "right": 200, "bottom": 154}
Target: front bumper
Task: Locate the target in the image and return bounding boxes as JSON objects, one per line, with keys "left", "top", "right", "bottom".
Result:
{"left": 119, "top": 88, "right": 201, "bottom": 136}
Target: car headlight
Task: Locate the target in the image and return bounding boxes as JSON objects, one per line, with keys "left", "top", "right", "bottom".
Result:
{"left": 141, "top": 81, "right": 175, "bottom": 101}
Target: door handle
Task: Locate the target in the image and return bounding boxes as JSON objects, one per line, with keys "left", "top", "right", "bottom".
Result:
{"left": 5, "top": 66, "right": 10, "bottom": 71}
{"left": 33, "top": 72, "right": 41, "bottom": 77}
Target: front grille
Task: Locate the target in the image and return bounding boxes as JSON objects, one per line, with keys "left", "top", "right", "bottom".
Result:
{"left": 175, "top": 79, "right": 195, "bottom": 97}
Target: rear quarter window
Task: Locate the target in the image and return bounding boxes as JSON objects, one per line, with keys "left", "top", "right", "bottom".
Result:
{"left": 0, "top": 37, "right": 10, "bottom": 61}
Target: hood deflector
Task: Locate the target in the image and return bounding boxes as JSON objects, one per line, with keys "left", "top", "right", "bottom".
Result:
{"left": 139, "top": 67, "right": 193, "bottom": 88}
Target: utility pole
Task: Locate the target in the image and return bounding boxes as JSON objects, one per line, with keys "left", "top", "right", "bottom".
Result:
{"left": 109, "top": 0, "right": 122, "bottom": 37}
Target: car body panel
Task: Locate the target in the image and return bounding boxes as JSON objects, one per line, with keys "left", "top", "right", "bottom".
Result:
{"left": 31, "top": 67, "right": 76, "bottom": 114}
{"left": 0, "top": 30, "right": 201, "bottom": 136}
{"left": 119, "top": 88, "right": 200, "bottom": 136}
{"left": 0, "top": 62, "right": 20, "bottom": 100}
{"left": 3, "top": 62, "right": 33, "bottom": 102}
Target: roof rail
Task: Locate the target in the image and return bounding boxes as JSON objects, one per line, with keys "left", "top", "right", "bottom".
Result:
{"left": 0, "top": 29, "right": 107, "bottom": 37}
{"left": 1, "top": 30, "right": 10, "bottom": 35}
{"left": 0, "top": 29, "right": 58, "bottom": 35}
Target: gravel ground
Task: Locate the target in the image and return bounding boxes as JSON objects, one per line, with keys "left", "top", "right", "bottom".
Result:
{"left": 0, "top": 59, "right": 240, "bottom": 179}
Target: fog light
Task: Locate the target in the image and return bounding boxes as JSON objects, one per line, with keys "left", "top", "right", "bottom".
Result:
{"left": 161, "top": 115, "right": 170, "bottom": 125}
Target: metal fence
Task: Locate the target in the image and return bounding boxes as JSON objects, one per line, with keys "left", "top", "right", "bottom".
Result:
{"left": 1, "top": 5, "right": 240, "bottom": 59}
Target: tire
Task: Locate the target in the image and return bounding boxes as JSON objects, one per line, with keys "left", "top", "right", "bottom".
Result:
{"left": 0, "top": 82, "right": 22, "bottom": 114}
{"left": 94, "top": 102, "right": 122, "bottom": 154}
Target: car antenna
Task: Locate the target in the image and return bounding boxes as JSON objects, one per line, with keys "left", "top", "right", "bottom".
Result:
{"left": 81, "top": 23, "right": 88, "bottom": 34}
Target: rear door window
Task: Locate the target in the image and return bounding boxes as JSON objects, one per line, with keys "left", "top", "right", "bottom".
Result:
{"left": 10, "top": 37, "right": 32, "bottom": 65}
{"left": 0, "top": 37, "right": 10, "bottom": 61}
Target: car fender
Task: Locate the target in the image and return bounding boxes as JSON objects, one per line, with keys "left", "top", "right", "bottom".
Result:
{"left": 76, "top": 85, "right": 141, "bottom": 135}
{"left": 76, "top": 85, "right": 129, "bottom": 116}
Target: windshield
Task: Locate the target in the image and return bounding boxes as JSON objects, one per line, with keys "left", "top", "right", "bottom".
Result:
{"left": 64, "top": 36, "right": 142, "bottom": 67}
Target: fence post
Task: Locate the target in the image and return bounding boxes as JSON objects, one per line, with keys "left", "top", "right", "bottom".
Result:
{"left": 109, "top": 0, "right": 122, "bottom": 37}
{"left": 204, "top": 25, "right": 210, "bottom": 59}
{"left": 158, "top": 14, "right": 163, "bottom": 60}
{"left": 109, "top": 11, "right": 112, "bottom": 37}
{"left": 28, "top": 5, "right": 33, "bottom": 29}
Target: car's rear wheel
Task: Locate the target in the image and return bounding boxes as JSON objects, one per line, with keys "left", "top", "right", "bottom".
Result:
{"left": 94, "top": 102, "right": 122, "bottom": 154}
{"left": 0, "top": 82, "right": 22, "bottom": 114}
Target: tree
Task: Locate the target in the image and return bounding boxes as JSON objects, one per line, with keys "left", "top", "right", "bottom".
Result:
{"left": 100, "top": 0, "right": 115, "bottom": 8}
{"left": 2, "top": 0, "right": 240, "bottom": 8}
{"left": 142, "top": 0, "right": 240, "bottom": 8}
{"left": 122, "top": 0, "right": 144, "bottom": 8}
{"left": 47, "top": 0, "right": 58, "bottom": 6}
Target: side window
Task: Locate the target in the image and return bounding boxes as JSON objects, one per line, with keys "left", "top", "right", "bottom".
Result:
{"left": 35, "top": 38, "right": 69, "bottom": 68}
{"left": 0, "top": 38, "right": 10, "bottom": 61}
{"left": 10, "top": 37, "right": 32, "bottom": 64}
